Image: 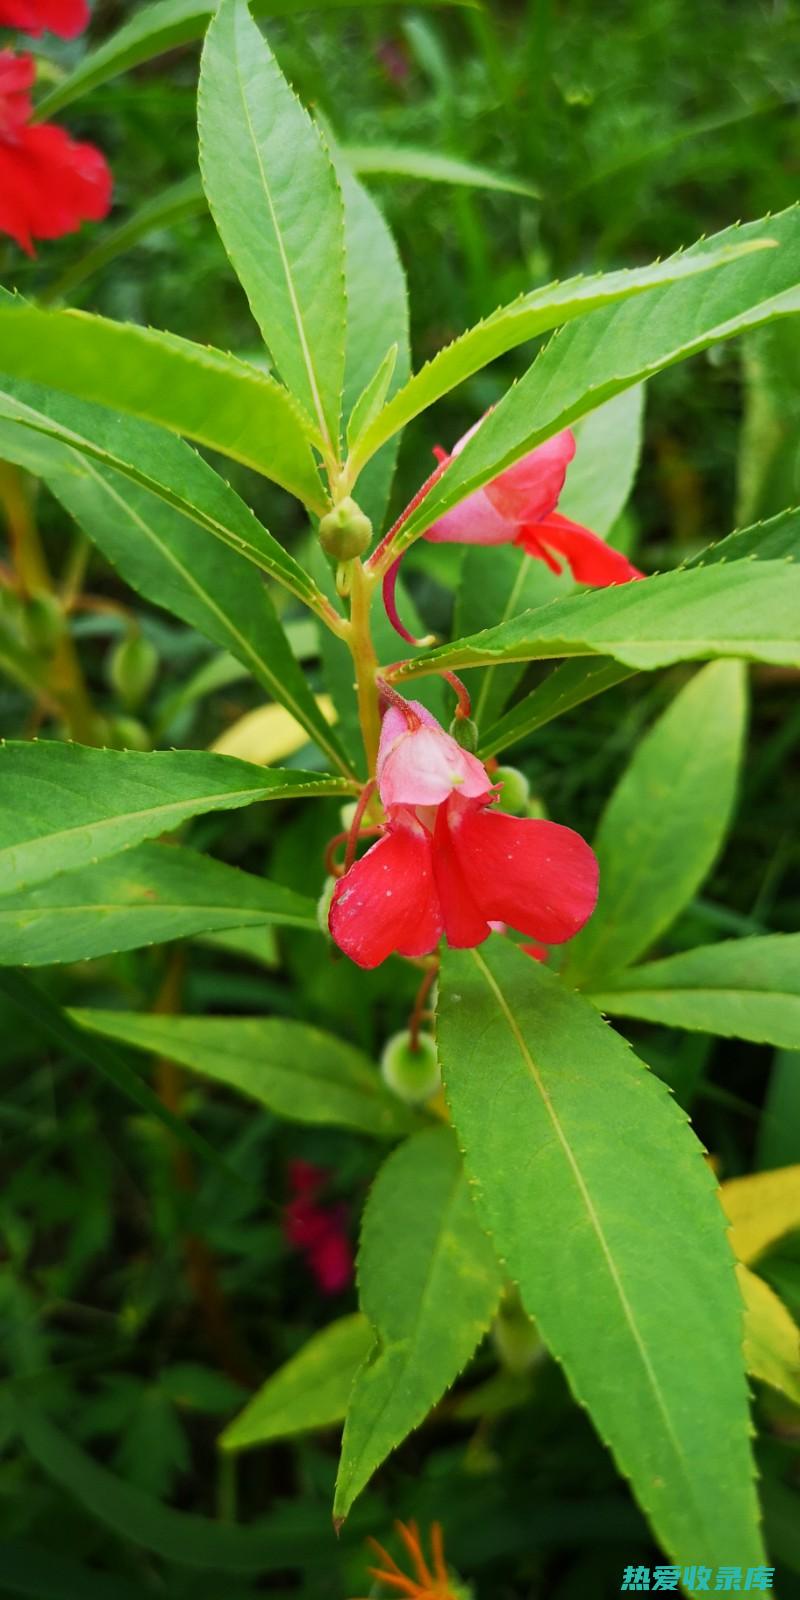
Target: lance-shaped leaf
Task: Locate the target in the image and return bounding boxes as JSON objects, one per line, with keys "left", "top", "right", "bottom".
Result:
{"left": 221, "top": 1315, "right": 372, "bottom": 1453}
{"left": 0, "top": 842, "right": 317, "bottom": 967}
{"left": 0, "top": 742, "right": 352, "bottom": 897}
{"left": 343, "top": 144, "right": 538, "bottom": 196}
{"left": 721, "top": 1167, "right": 800, "bottom": 1264}
{"left": 393, "top": 562, "right": 800, "bottom": 680}
{"left": 71, "top": 1009, "right": 415, "bottom": 1140}
{"left": 564, "top": 661, "right": 747, "bottom": 988}
{"left": 338, "top": 165, "right": 410, "bottom": 530}
{"left": 0, "top": 376, "right": 324, "bottom": 607}
{"left": 437, "top": 942, "right": 763, "bottom": 1578}
{"left": 199, "top": 0, "right": 345, "bottom": 446}
{"left": 334, "top": 1126, "right": 503, "bottom": 1519}
{"left": 353, "top": 228, "right": 777, "bottom": 475}
{"left": 0, "top": 400, "right": 350, "bottom": 774}
{"left": 38, "top": 0, "right": 475, "bottom": 119}
{"left": 388, "top": 208, "right": 800, "bottom": 549}
{"left": 590, "top": 935, "right": 800, "bottom": 1050}
{"left": 0, "top": 303, "right": 325, "bottom": 508}
{"left": 687, "top": 505, "right": 800, "bottom": 567}
{"left": 738, "top": 1264, "right": 800, "bottom": 1407}
{"left": 478, "top": 659, "right": 635, "bottom": 760}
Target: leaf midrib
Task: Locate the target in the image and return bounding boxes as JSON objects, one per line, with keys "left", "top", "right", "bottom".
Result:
{"left": 469, "top": 945, "right": 714, "bottom": 1546}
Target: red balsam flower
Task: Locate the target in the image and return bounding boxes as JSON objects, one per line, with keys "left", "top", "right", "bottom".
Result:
{"left": 283, "top": 1161, "right": 353, "bottom": 1295}
{"left": 0, "top": 0, "right": 88, "bottom": 37}
{"left": 329, "top": 697, "right": 598, "bottom": 969}
{"left": 0, "top": 51, "right": 111, "bottom": 253}
{"left": 424, "top": 417, "right": 642, "bottom": 584}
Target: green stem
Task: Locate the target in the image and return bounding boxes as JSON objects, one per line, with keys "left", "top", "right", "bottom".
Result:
{"left": 346, "top": 559, "right": 381, "bottom": 776}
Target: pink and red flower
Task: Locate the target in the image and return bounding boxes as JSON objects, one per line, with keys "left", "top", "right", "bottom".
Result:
{"left": 424, "top": 419, "right": 642, "bottom": 586}
{"left": 0, "top": 0, "right": 88, "bottom": 38}
{"left": 329, "top": 698, "right": 598, "bottom": 969}
{"left": 283, "top": 1161, "right": 353, "bottom": 1295}
{"left": 0, "top": 51, "right": 111, "bottom": 253}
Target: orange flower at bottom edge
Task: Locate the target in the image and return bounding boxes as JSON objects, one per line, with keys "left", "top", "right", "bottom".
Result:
{"left": 350, "top": 1519, "right": 464, "bottom": 1599}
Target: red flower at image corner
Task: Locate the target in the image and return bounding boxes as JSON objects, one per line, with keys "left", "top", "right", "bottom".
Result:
{"left": 283, "top": 1161, "right": 353, "bottom": 1296}
{"left": 0, "top": 52, "right": 111, "bottom": 254}
{"left": 0, "top": 0, "right": 88, "bottom": 38}
{"left": 329, "top": 697, "right": 598, "bottom": 969}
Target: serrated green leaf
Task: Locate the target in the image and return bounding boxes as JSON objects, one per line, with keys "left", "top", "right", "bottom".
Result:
{"left": 0, "top": 397, "right": 351, "bottom": 773}
{"left": 558, "top": 386, "right": 645, "bottom": 537}
{"left": 387, "top": 210, "right": 800, "bottom": 549}
{"left": 737, "top": 321, "right": 800, "bottom": 526}
{"left": 737, "top": 1264, "right": 800, "bottom": 1407}
{"left": 70, "top": 1009, "right": 415, "bottom": 1140}
{"left": 721, "top": 1167, "right": 800, "bottom": 1265}
{"left": 437, "top": 941, "right": 763, "bottom": 1579}
{"left": 0, "top": 742, "right": 351, "bottom": 897}
{"left": 688, "top": 505, "right": 800, "bottom": 567}
{"left": 342, "top": 144, "right": 538, "bottom": 196}
{"left": 0, "top": 376, "right": 324, "bottom": 608}
{"left": 199, "top": 0, "right": 346, "bottom": 446}
{"left": 478, "top": 659, "right": 635, "bottom": 760}
{"left": 590, "top": 935, "right": 800, "bottom": 1049}
{"left": 565, "top": 662, "right": 747, "bottom": 987}
{"left": 0, "top": 303, "right": 325, "bottom": 509}
{"left": 37, "top": 0, "right": 477, "bottom": 120}
{"left": 394, "top": 562, "right": 800, "bottom": 681}
{"left": 334, "top": 1125, "right": 503, "bottom": 1519}
{"left": 0, "top": 842, "right": 316, "bottom": 967}
{"left": 352, "top": 228, "right": 778, "bottom": 476}
{"left": 222, "top": 1315, "right": 372, "bottom": 1452}
{"left": 338, "top": 165, "right": 410, "bottom": 530}
{"left": 347, "top": 345, "right": 398, "bottom": 452}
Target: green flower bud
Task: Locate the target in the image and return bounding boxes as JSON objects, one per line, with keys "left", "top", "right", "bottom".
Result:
{"left": 380, "top": 1029, "right": 440, "bottom": 1105}
{"left": 108, "top": 715, "right": 152, "bottom": 752}
{"left": 23, "top": 591, "right": 62, "bottom": 654}
{"left": 109, "top": 633, "right": 159, "bottom": 710}
{"left": 449, "top": 715, "right": 479, "bottom": 753}
{"left": 494, "top": 765, "right": 530, "bottom": 815}
{"left": 316, "top": 874, "right": 337, "bottom": 936}
{"left": 318, "top": 497, "right": 373, "bottom": 561}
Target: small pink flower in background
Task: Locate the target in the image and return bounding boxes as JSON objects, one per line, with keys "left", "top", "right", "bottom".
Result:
{"left": 0, "top": 50, "right": 111, "bottom": 253}
{"left": 425, "top": 419, "right": 643, "bottom": 586}
{"left": 0, "top": 0, "right": 88, "bottom": 37}
{"left": 329, "top": 698, "right": 598, "bottom": 969}
{"left": 283, "top": 1161, "right": 353, "bottom": 1295}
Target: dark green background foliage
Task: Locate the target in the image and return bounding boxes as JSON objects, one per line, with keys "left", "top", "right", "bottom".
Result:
{"left": 1, "top": 3, "right": 798, "bottom": 1597}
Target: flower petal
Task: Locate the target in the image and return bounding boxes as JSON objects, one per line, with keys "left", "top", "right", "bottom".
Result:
{"left": 445, "top": 802, "right": 599, "bottom": 944}
{"left": 424, "top": 484, "right": 516, "bottom": 545}
{"left": 0, "top": 0, "right": 88, "bottom": 36}
{"left": 519, "top": 512, "right": 643, "bottom": 586}
{"left": 329, "top": 815, "right": 443, "bottom": 969}
{"left": 484, "top": 430, "right": 576, "bottom": 522}
{"left": 378, "top": 708, "right": 491, "bottom": 810}
{"left": 432, "top": 802, "right": 493, "bottom": 949}
{"left": 0, "top": 121, "right": 111, "bottom": 254}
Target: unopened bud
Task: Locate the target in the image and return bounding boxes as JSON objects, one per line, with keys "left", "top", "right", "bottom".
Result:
{"left": 494, "top": 765, "right": 530, "bottom": 815}
{"left": 449, "top": 715, "right": 479, "bottom": 753}
{"left": 318, "top": 497, "right": 372, "bottom": 561}
{"left": 23, "top": 591, "right": 62, "bottom": 654}
{"left": 109, "top": 633, "right": 158, "bottom": 710}
{"left": 316, "top": 874, "right": 337, "bottom": 936}
{"left": 380, "top": 1029, "right": 440, "bottom": 1105}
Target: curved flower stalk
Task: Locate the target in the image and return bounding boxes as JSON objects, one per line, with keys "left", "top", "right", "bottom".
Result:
{"left": 381, "top": 419, "right": 641, "bottom": 644}
{"left": 329, "top": 692, "right": 598, "bottom": 969}
{"left": 0, "top": 48, "right": 111, "bottom": 252}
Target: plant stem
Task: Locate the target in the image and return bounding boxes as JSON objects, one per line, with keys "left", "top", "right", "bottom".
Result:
{"left": 346, "top": 558, "right": 381, "bottom": 775}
